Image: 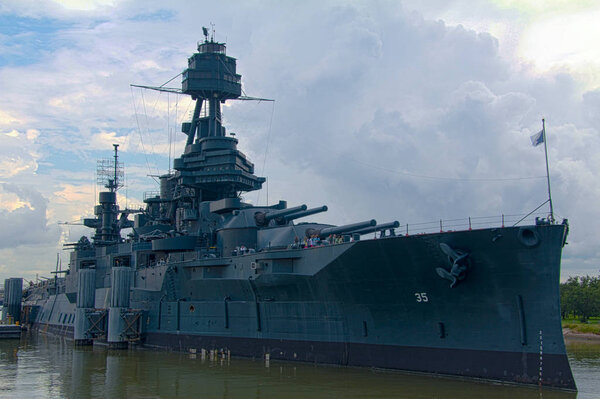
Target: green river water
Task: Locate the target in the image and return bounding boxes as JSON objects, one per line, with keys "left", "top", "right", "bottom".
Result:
{"left": 0, "top": 334, "right": 598, "bottom": 399}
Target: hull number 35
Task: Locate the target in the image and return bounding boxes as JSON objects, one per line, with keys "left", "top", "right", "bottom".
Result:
{"left": 415, "top": 292, "right": 429, "bottom": 302}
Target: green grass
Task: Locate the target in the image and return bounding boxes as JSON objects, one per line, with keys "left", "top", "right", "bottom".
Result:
{"left": 563, "top": 317, "right": 600, "bottom": 335}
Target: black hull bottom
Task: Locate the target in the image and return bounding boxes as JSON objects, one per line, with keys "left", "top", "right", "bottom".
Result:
{"left": 31, "top": 323, "right": 74, "bottom": 337}
{"left": 144, "top": 332, "right": 576, "bottom": 391}
{"left": 27, "top": 322, "right": 576, "bottom": 390}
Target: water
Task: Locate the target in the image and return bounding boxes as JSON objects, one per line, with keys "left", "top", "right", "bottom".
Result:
{"left": 0, "top": 334, "right": 598, "bottom": 399}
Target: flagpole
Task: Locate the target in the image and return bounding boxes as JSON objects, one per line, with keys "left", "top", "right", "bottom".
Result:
{"left": 542, "top": 118, "right": 554, "bottom": 223}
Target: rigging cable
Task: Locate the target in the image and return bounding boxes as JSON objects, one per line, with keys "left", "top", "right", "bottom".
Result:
{"left": 171, "top": 94, "right": 177, "bottom": 175}
{"left": 160, "top": 72, "right": 182, "bottom": 88}
{"left": 256, "top": 100, "right": 276, "bottom": 206}
{"left": 130, "top": 86, "right": 158, "bottom": 184}
{"left": 167, "top": 93, "right": 170, "bottom": 174}
{"left": 139, "top": 89, "right": 161, "bottom": 176}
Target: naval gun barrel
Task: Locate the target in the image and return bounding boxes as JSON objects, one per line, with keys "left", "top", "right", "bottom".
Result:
{"left": 283, "top": 205, "right": 328, "bottom": 222}
{"left": 350, "top": 221, "right": 400, "bottom": 235}
{"left": 309, "top": 219, "right": 377, "bottom": 238}
{"left": 264, "top": 204, "right": 307, "bottom": 222}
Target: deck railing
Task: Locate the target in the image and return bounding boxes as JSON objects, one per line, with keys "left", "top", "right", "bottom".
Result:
{"left": 397, "top": 211, "right": 553, "bottom": 236}
{"left": 143, "top": 191, "right": 160, "bottom": 201}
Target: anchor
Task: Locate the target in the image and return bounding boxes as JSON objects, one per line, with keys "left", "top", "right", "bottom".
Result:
{"left": 436, "top": 243, "right": 470, "bottom": 288}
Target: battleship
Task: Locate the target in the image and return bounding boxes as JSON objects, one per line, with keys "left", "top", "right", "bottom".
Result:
{"left": 12, "top": 32, "right": 575, "bottom": 390}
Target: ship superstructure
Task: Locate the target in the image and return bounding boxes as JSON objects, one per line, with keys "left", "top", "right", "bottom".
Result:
{"left": 19, "top": 33, "right": 576, "bottom": 391}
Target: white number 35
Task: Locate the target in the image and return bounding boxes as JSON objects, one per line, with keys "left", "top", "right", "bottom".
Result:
{"left": 415, "top": 292, "right": 429, "bottom": 302}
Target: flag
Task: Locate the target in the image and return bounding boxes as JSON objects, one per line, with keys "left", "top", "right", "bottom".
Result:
{"left": 530, "top": 129, "right": 544, "bottom": 147}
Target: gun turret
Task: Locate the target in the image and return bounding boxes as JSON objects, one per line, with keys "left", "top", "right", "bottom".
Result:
{"left": 350, "top": 221, "right": 400, "bottom": 236}
{"left": 306, "top": 219, "right": 377, "bottom": 239}
{"left": 283, "top": 206, "right": 328, "bottom": 222}
{"left": 255, "top": 204, "right": 307, "bottom": 226}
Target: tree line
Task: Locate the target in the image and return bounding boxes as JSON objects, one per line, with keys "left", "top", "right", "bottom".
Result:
{"left": 560, "top": 274, "right": 600, "bottom": 322}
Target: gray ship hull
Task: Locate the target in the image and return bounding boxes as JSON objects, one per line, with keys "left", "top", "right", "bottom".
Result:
{"left": 26, "top": 224, "right": 575, "bottom": 390}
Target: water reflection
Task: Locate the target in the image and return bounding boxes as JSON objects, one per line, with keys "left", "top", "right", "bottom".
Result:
{"left": 1, "top": 334, "right": 597, "bottom": 399}
{"left": 565, "top": 339, "right": 600, "bottom": 399}
{"left": 0, "top": 338, "right": 19, "bottom": 395}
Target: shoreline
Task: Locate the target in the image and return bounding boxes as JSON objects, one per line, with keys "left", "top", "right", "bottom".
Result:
{"left": 563, "top": 328, "right": 600, "bottom": 341}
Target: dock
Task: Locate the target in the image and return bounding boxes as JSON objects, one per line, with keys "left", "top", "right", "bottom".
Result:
{"left": 0, "top": 324, "right": 22, "bottom": 339}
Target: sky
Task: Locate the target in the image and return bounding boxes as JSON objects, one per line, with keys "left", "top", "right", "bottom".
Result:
{"left": 0, "top": 0, "right": 599, "bottom": 283}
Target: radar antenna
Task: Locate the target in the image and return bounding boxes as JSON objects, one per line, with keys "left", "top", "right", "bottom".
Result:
{"left": 97, "top": 144, "right": 124, "bottom": 192}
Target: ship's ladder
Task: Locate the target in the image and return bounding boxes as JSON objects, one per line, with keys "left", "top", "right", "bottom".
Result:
{"left": 164, "top": 264, "right": 178, "bottom": 301}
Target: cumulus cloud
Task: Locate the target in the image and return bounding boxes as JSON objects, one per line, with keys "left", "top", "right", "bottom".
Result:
{"left": 0, "top": 109, "right": 25, "bottom": 126}
{"left": 0, "top": 0, "right": 598, "bottom": 282}
{"left": 0, "top": 129, "right": 40, "bottom": 177}
{"left": 0, "top": 183, "right": 57, "bottom": 249}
